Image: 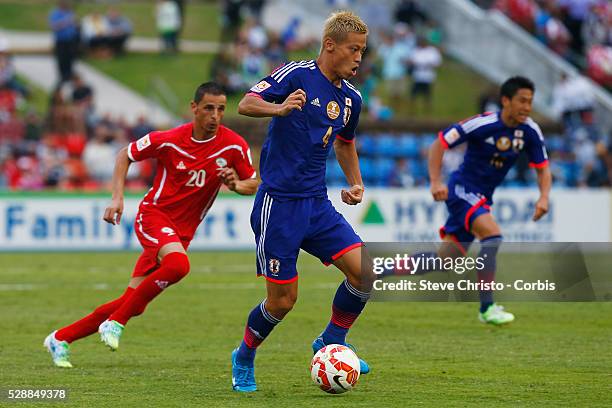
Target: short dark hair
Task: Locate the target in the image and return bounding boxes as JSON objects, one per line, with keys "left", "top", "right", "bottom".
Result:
{"left": 193, "top": 82, "right": 225, "bottom": 103}
{"left": 500, "top": 76, "right": 535, "bottom": 100}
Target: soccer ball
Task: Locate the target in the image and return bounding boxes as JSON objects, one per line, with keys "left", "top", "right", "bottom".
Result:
{"left": 310, "top": 344, "right": 360, "bottom": 394}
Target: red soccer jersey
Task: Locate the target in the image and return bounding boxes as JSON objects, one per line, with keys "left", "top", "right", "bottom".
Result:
{"left": 128, "top": 122, "right": 256, "bottom": 238}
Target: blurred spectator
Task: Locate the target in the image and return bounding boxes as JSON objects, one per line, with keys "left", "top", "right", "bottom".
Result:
{"left": 587, "top": 45, "right": 612, "bottom": 89}
{"left": 280, "top": 17, "right": 303, "bottom": 51}
{"left": 378, "top": 25, "right": 414, "bottom": 109}
{"left": 265, "top": 32, "right": 288, "bottom": 69}
{"left": 48, "top": 0, "right": 79, "bottom": 84}
{"left": 82, "top": 124, "right": 116, "bottom": 186}
{"left": 557, "top": 0, "right": 598, "bottom": 57}
{"left": 70, "top": 74, "right": 93, "bottom": 108}
{"left": 494, "top": 0, "right": 537, "bottom": 32}
{"left": 131, "top": 115, "right": 155, "bottom": 141}
{"left": 241, "top": 48, "right": 269, "bottom": 86}
{"left": 367, "top": 91, "right": 393, "bottom": 121}
{"left": 582, "top": 2, "right": 612, "bottom": 51}
{"left": 409, "top": 37, "right": 442, "bottom": 114}
{"left": 243, "top": 17, "right": 268, "bottom": 50}
{"left": 245, "top": 0, "right": 266, "bottom": 21}
{"left": 171, "top": 0, "right": 186, "bottom": 33}
{"left": 545, "top": 6, "right": 572, "bottom": 57}
{"left": 14, "top": 155, "right": 44, "bottom": 190}
{"left": 68, "top": 73, "right": 96, "bottom": 128}
{"left": 0, "top": 38, "right": 28, "bottom": 97}
{"left": 551, "top": 73, "right": 595, "bottom": 127}
{"left": 395, "top": 0, "right": 428, "bottom": 27}
{"left": 106, "top": 7, "right": 133, "bottom": 56}
{"left": 535, "top": 2, "right": 571, "bottom": 58}
{"left": 24, "top": 111, "right": 43, "bottom": 143}
{"left": 389, "top": 158, "right": 415, "bottom": 187}
{"left": 221, "top": 0, "right": 244, "bottom": 42}
{"left": 424, "top": 20, "right": 443, "bottom": 47}
{"left": 81, "top": 12, "right": 111, "bottom": 57}
{"left": 479, "top": 85, "right": 501, "bottom": 113}
{"left": 156, "top": 0, "right": 182, "bottom": 54}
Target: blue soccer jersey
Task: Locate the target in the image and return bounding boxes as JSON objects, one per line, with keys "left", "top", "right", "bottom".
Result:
{"left": 439, "top": 111, "right": 549, "bottom": 199}
{"left": 247, "top": 59, "right": 363, "bottom": 198}
{"left": 437, "top": 111, "right": 550, "bottom": 247}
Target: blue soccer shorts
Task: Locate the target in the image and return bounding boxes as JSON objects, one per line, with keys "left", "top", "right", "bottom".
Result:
{"left": 440, "top": 180, "right": 492, "bottom": 255}
{"left": 251, "top": 189, "right": 363, "bottom": 284}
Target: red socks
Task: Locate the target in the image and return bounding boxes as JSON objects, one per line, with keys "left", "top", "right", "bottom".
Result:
{"left": 109, "top": 252, "right": 190, "bottom": 325}
{"left": 55, "top": 287, "right": 135, "bottom": 343}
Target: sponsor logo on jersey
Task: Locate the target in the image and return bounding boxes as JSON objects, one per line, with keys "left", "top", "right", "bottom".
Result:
{"left": 444, "top": 128, "right": 460, "bottom": 145}
{"left": 216, "top": 157, "right": 227, "bottom": 168}
{"left": 250, "top": 80, "right": 271, "bottom": 93}
{"left": 161, "top": 227, "right": 176, "bottom": 236}
{"left": 496, "top": 136, "right": 511, "bottom": 151}
{"left": 176, "top": 161, "right": 186, "bottom": 170}
{"left": 136, "top": 134, "right": 151, "bottom": 151}
{"left": 327, "top": 101, "right": 340, "bottom": 120}
{"left": 485, "top": 137, "right": 495, "bottom": 145}
{"left": 514, "top": 130, "right": 524, "bottom": 138}
{"left": 268, "top": 259, "right": 280, "bottom": 275}
{"left": 311, "top": 97, "right": 321, "bottom": 107}
{"left": 345, "top": 97, "right": 352, "bottom": 107}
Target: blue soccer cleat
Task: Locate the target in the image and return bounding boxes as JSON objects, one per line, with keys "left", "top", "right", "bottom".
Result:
{"left": 231, "top": 348, "right": 257, "bottom": 392}
{"left": 312, "top": 336, "right": 370, "bottom": 375}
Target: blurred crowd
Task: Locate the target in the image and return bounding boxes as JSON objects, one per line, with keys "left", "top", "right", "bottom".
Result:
{"left": 48, "top": 0, "right": 186, "bottom": 85}
{"left": 476, "top": 0, "right": 612, "bottom": 89}
{"left": 1, "top": 0, "right": 611, "bottom": 191}
{"left": 212, "top": 0, "right": 444, "bottom": 119}
{"left": 0, "top": 64, "right": 157, "bottom": 190}
{"left": 48, "top": 0, "right": 134, "bottom": 84}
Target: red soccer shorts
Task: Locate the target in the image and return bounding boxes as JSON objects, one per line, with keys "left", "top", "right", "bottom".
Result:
{"left": 132, "top": 209, "right": 191, "bottom": 277}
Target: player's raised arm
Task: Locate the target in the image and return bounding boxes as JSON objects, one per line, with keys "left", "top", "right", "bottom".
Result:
{"left": 238, "top": 89, "right": 306, "bottom": 118}
{"left": 103, "top": 146, "right": 132, "bottom": 225}
{"left": 533, "top": 165, "right": 552, "bottom": 221}
{"left": 428, "top": 137, "right": 448, "bottom": 201}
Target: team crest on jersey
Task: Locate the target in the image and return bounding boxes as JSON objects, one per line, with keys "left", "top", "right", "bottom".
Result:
{"left": 343, "top": 106, "right": 351, "bottom": 125}
{"left": 444, "top": 128, "right": 460, "bottom": 145}
{"left": 136, "top": 134, "right": 151, "bottom": 151}
{"left": 514, "top": 130, "right": 524, "bottom": 138}
{"left": 216, "top": 157, "right": 227, "bottom": 168}
{"left": 496, "top": 136, "right": 511, "bottom": 151}
{"left": 327, "top": 101, "right": 340, "bottom": 120}
{"left": 250, "top": 80, "right": 271, "bottom": 93}
{"left": 268, "top": 259, "right": 280, "bottom": 275}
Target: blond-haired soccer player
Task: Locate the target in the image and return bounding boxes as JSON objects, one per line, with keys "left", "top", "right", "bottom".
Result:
{"left": 230, "top": 11, "right": 374, "bottom": 392}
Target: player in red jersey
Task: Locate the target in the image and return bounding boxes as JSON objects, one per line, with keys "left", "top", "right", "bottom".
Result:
{"left": 44, "top": 82, "right": 258, "bottom": 367}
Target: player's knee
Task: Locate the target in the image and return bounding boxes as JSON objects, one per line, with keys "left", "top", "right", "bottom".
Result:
{"left": 267, "top": 293, "right": 297, "bottom": 317}
{"left": 162, "top": 252, "right": 190, "bottom": 283}
{"left": 348, "top": 272, "right": 374, "bottom": 294}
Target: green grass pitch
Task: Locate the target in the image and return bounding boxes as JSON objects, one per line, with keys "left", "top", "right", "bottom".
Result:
{"left": 0, "top": 252, "right": 610, "bottom": 407}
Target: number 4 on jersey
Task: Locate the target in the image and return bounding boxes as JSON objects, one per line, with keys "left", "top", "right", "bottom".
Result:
{"left": 322, "top": 126, "right": 332, "bottom": 148}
